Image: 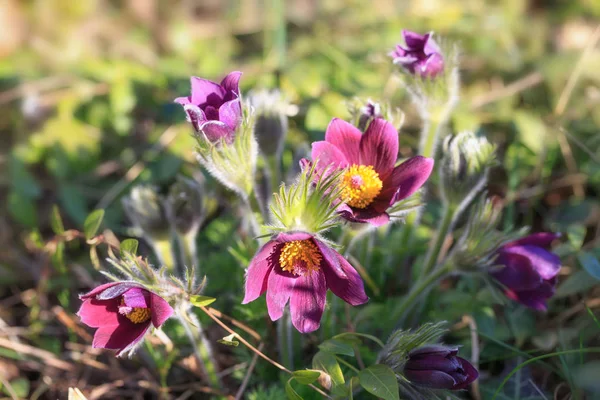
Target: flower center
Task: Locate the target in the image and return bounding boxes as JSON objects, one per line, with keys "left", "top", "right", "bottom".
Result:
{"left": 340, "top": 165, "right": 383, "bottom": 209}
{"left": 119, "top": 299, "right": 151, "bottom": 324}
{"left": 279, "top": 240, "right": 322, "bottom": 276}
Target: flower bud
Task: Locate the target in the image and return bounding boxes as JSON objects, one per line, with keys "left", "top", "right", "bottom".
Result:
{"left": 347, "top": 98, "right": 404, "bottom": 133}
{"left": 122, "top": 185, "right": 170, "bottom": 240}
{"left": 246, "top": 89, "right": 296, "bottom": 158}
{"left": 389, "top": 30, "right": 444, "bottom": 78}
{"left": 404, "top": 345, "right": 479, "bottom": 390}
{"left": 167, "top": 176, "right": 205, "bottom": 235}
{"left": 439, "top": 131, "right": 496, "bottom": 209}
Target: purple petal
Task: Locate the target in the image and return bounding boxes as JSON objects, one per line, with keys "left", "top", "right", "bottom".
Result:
{"left": 219, "top": 99, "right": 242, "bottom": 131}
{"left": 502, "top": 245, "right": 561, "bottom": 280}
{"left": 324, "top": 118, "right": 362, "bottom": 164}
{"left": 190, "top": 77, "right": 226, "bottom": 107}
{"left": 359, "top": 118, "right": 398, "bottom": 175}
{"left": 266, "top": 267, "right": 297, "bottom": 321}
{"left": 513, "top": 281, "right": 556, "bottom": 311}
{"left": 290, "top": 268, "right": 327, "bottom": 333}
{"left": 423, "top": 33, "right": 442, "bottom": 54}
{"left": 183, "top": 104, "right": 207, "bottom": 131}
{"left": 92, "top": 320, "right": 151, "bottom": 356}
{"left": 81, "top": 282, "right": 142, "bottom": 300}
{"left": 78, "top": 298, "right": 120, "bottom": 328}
{"left": 338, "top": 204, "right": 390, "bottom": 226}
{"left": 174, "top": 96, "right": 191, "bottom": 106}
{"left": 492, "top": 250, "right": 542, "bottom": 291}
{"left": 452, "top": 357, "right": 479, "bottom": 390}
{"left": 404, "top": 369, "right": 456, "bottom": 390}
{"left": 409, "top": 345, "right": 457, "bottom": 358}
{"left": 403, "top": 30, "right": 428, "bottom": 49}
{"left": 372, "top": 156, "right": 434, "bottom": 212}
{"left": 508, "top": 232, "right": 561, "bottom": 249}
{"left": 243, "top": 240, "right": 278, "bottom": 304}
{"left": 311, "top": 141, "right": 350, "bottom": 172}
{"left": 122, "top": 287, "right": 150, "bottom": 308}
{"left": 200, "top": 121, "right": 234, "bottom": 144}
{"left": 150, "top": 293, "right": 174, "bottom": 327}
{"left": 273, "top": 231, "right": 314, "bottom": 243}
{"left": 316, "top": 240, "right": 368, "bottom": 305}
{"left": 220, "top": 71, "right": 242, "bottom": 101}
{"left": 419, "top": 53, "right": 444, "bottom": 77}
{"left": 407, "top": 356, "right": 461, "bottom": 373}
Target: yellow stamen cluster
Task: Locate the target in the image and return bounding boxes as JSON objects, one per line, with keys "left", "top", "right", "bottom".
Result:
{"left": 279, "top": 240, "right": 322, "bottom": 276}
{"left": 340, "top": 165, "right": 383, "bottom": 209}
{"left": 125, "top": 307, "right": 151, "bottom": 324}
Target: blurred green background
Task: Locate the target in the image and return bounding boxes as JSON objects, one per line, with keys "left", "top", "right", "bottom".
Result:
{"left": 1, "top": 0, "right": 599, "bottom": 399}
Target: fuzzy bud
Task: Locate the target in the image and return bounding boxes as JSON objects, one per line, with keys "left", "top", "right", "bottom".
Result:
{"left": 389, "top": 30, "right": 444, "bottom": 78}
{"left": 122, "top": 185, "right": 170, "bottom": 240}
{"left": 347, "top": 98, "right": 404, "bottom": 132}
{"left": 167, "top": 176, "right": 205, "bottom": 236}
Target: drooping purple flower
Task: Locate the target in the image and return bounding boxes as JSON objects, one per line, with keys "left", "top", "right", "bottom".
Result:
{"left": 77, "top": 282, "right": 174, "bottom": 356}
{"left": 404, "top": 345, "right": 479, "bottom": 390}
{"left": 491, "top": 233, "right": 561, "bottom": 311}
{"left": 389, "top": 30, "right": 444, "bottom": 78}
{"left": 175, "top": 71, "right": 242, "bottom": 144}
{"left": 311, "top": 118, "right": 434, "bottom": 226}
{"left": 242, "top": 231, "right": 368, "bottom": 333}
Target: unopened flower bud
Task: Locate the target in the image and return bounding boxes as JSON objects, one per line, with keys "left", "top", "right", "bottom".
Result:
{"left": 167, "top": 176, "right": 205, "bottom": 235}
{"left": 389, "top": 30, "right": 444, "bottom": 78}
{"left": 122, "top": 186, "right": 170, "bottom": 240}
{"left": 347, "top": 98, "right": 404, "bottom": 132}
{"left": 440, "top": 131, "right": 496, "bottom": 209}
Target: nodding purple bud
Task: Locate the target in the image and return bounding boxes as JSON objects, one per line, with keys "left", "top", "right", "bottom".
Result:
{"left": 389, "top": 30, "right": 444, "bottom": 78}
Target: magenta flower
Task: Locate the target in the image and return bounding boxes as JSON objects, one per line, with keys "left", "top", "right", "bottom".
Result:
{"left": 311, "top": 118, "right": 434, "bottom": 226}
{"left": 389, "top": 30, "right": 444, "bottom": 78}
{"left": 491, "top": 233, "right": 561, "bottom": 311}
{"left": 242, "top": 232, "right": 368, "bottom": 333}
{"left": 404, "top": 345, "right": 479, "bottom": 390}
{"left": 175, "top": 71, "right": 242, "bottom": 144}
{"left": 77, "top": 282, "right": 174, "bottom": 356}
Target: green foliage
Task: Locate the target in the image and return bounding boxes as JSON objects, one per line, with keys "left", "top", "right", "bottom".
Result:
{"left": 358, "top": 364, "right": 400, "bottom": 400}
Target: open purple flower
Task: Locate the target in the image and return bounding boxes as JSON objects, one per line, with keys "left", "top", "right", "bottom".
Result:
{"left": 311, "top": 118, "right": 434, "bottom": 226}
{"left": 389, "top": 30, "right": 444, "bottom": 78}
{"left": 404, "top": 345, "right": 479, "bottom": 390}
{"left": 491, "top": 233, "right": 561, "bottom": 311}
{"left": 242, "top": 231, "right": 368, "bottom": 333}
{"left": 175, "top": 71, "right": 242, "bottom": 144}
{"left": 77, "top": 282, "right": 174, "bottom": 356}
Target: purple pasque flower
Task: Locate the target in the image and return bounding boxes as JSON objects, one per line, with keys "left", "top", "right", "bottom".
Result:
{"left": 175, "top": 71, "right": 242, "bottom": 144}
{"left": 389, "top": 30, "right": 444, "bottom": 78}
{"left": 404, "top": 345, "right": 479, "bottom": 390}
{"left": 242, "top": 231, "right": 368, "bottom": 333}
{"left": 77, "top": 282, "right": 174, "bottom": 356}
{"left": 491, "top": 233, "right": 561, "bottom": 311}
{"left": 311, "top": 118, "right": 434, "bottom": 226}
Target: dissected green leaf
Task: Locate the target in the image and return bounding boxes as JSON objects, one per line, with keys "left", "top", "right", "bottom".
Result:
{"left": 291, "top": 370, "right": 321, "bottom": 385}
{"left": 84, "top": 209, "right": 105, "bottom": 239}
{"left": 189, "top": 295, "right": 216, "bottom": 307}
{"left": 50, "top": 205, "right": 65, "bottom": 234}
{"left": 120, "top": 238, "right": 139, "bottom": 255}
{"left": 285, "top": 378, "right": 303, "bottom": 400}
{"left": 312, "top": 350, "right": 345, "bottom": 386}
{"left": 358, "top": 364, "right": 399, "bottom": 400}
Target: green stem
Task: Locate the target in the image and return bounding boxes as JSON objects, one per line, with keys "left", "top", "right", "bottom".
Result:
{"left": 420, "top": 118, "right": 440, "bottom": 159}
{"left": 179, "top": 306, "right": 221, "bottom": 388}
{"left": 277, "top": 310, "right": 294, "bottom": 369}
{"left": 420, "top": 204, "right": 456, "bottom": 278}
{"left": 177, "top": 231, "right": 198, "bottom": 271}
{"left": 152, "top": 238, "right": 176, "bottom": 272}
{"left": 243, "top": 195, "right": 263, "bottom": 239}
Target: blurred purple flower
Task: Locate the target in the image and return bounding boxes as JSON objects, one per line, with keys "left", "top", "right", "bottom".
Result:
{"left": 491, "top": 233, "right": 561, "bottom": 311}
{"left": 311, "top": 118, "right": 434, "bottom": 226}
{"left": 78, "top": 282, "right": 173, "bottom": 356}
{"left": 175, "top": 71, "right": 242, "bottom": 144}
{"left": 389, "top": 30, "right": 444, "bottom": 78}
{"left": 242, "top": 231, "right": 368, "bottom": 333}
{"left": 404, "top": 345, "right": 479, "bottom": 390}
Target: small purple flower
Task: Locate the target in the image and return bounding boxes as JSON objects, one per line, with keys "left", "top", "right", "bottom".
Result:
{"left": 491, "top": 233, "right": 561, "bottom": 311}
{"left": 242, "top": 231, "right": 368, "bottom": 333}
{"left": 404, "top": 345, "right": 479, "bottom": 390}
{"left": 311, "top": 118, "right": 434, "bottom": 226}
{"left": 77, "top": 282, "right": 174, "bottom": 356}
{"left": 389, "top": 30, "right": 444, "bottom": 78}
{"left": 175, "top": 71, "right": 242, "bottom": 144}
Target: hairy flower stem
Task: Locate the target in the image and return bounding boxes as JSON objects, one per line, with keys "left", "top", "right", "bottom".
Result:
{"left": 177, "top": 231, "right": 198, "bottom": 271}
{"left": 179, "top": 306, "right": 221, "bottom": 388}
{"left": 420, "top": 204, "right": 456, "bottom": 278}
{"left": 152, "top": 238, "right": 176, "bottom": 273}
{"left": 277, "top": 310, "right": 294, "bottom": 369}
{"left": 243, "top": 194, "right": 263, "bottom": 238}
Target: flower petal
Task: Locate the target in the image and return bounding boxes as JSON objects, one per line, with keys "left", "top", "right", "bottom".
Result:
{"left": 122, "top": 287, "right": 151, "bottom": 308}
{"left": 219, "top": 99, "right": 242, "bottom": 131}
{"left": 338, "top": 205, "right": 390, "bottom": 226}
{"left": 403, "top": 30, "right": 428, "bottom": 49}
{"left": 190, "top": 77, "right": 226, "bottom": 107}
{"left": 174, "top": 96, "right": 191, "bottom": 105}
{"left": 492, "top": 249, "right": 542, "bottom": 291}
{"left": 274, "top": 231, "right": 314, "bottom": 243}
{"left": 92, "top": 320, "right": 150, "bottom": 356}
{"left": 243, "top": 240, "right": 278, "bottom": 304}
{"left": 324, "top": 118, "right": 361, "bottom": 164}
{"left": 220, "top": 71, "right": 242, "bottom": 101}
{"left": 311, "top": 141, "right": 349, "bottom": 172}
{"left": 183, "top": 104, "right": 207, "bottom": 131}
{"left": 290, "top": 268, "right": 327, "bottom": 333}
{"left": 359, "top": 118, "right": 398, "bottom": 175}
{"left": 452, "top": 357, "right": 479, "bottom": 390}
{"left": 77, "top": 298, "right": 120, "bottom": 328}
{"left": 200, "top": 121, "right": 234, "bottom": 144}
{"left": 266, "top": 267, "right": 297, "bottom": 321}
{"left": 512, "top": 280, "right": 555, "bottom": 311}
{"left": 409, "top": 345, "right": 457, "bottom": 358}
{"left": 404, "top": 369, "right": 456, "bottom": 390}
{"left": 316, "top": 240, "right": 368, "bottom": 305}
{"left": 150, "top": 293, "right": 174, "bottom": 327}
{"left": 508, "top": 233, "right": 561, "bottom": 249}
{"left": 501, "top": 245, "right": 561, "bottom": 280}
{"left": 81, "top": 282, "right": 142, "bottom": 300}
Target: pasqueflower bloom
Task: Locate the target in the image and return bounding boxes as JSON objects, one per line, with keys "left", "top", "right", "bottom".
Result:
{"left": 175, "top": 71, "right": 242, "bottom": 144}
{"left": 389, "top": 30, "right": 444, "bottom": 78}
{"left": 311, "top": 118, "right": 434, "bottom": 226}
{"left": 404, "top": 345, "right": 479, "bottom": 390}
{"left": 78, "top": 282, "right": 174, "bottom": 356}
{"left": 491, "top": 233, "right": 561, "bottom": 311}
{"left": 243, "top": 232, "right": 368, "bottom": 333}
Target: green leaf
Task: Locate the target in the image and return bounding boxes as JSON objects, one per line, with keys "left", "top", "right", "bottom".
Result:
{"left": 291, "top": 370, "right": 321, "bottom": 385}
{"left": 577, "top": 252, "right": 600, "bottom": 281}
{"left": 566, "top": 225, "right": 586, "bottom": 250}
{"left": 312, "top": 351, "right": 345, "bottom": 386}
{"left": 217, "top": 333, "right": 239, "bottom": 347}
{"left": 556, "top": 270, "right": 598, "bottom": 297}
{"left": 318, "top": 338, "right": 355, "bottom": 357}
{"left": 84, "top": 209, "right": 105, "bottom": 239}
{"left": 120, "top": 238, "right": 139, "bottom": 255}
{"left": 358, "top": 364, "right": 400, "bottom": 400}
{"left": 50, "top": 205, "right": 65, "bottom": 234}
{"left": 4, "top": 378, "right": 30, "bottom": 398}
{"left": 285, "top": 378, "right": 304, "bottom": 400}
{"left": 189, "top": 295, "right": 216, "bottom": 307}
